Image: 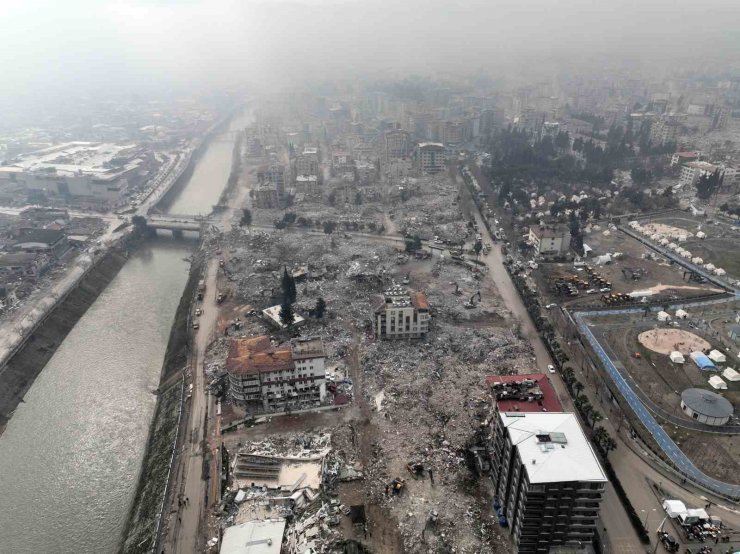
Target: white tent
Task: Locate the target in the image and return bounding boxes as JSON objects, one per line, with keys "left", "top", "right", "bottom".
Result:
{"left": 696, "top": 231, "right": 707, "bottom": 239}
{"left": 715, "top": 268, "right": 726, "bottom": 276}
{"left": 659, "top": 238, "right": 670, "bottom": 246}
{"left": 675, "top": 309, "right": 689, "bottom": 319}
{"left": 677, "top": 234, "right": 688, "bottom": 242}
{"left": 722, "top": 367, "right": 740, "bottom": 381}
{"left": 709, "top": 349, "right": 726, "bottom": 363}
{"left": 663, "top": 499, "right": 687, "bottom": 518}
{"left": 657, "top": 311, "right": 671, "bottom": 322}
{"left": 669, "top": 351, "right": 685, "bottom": 364}
{"left": 651, "top": 234, "right": 660, "bottom": 241}
{"left": 668, "top": 242, "right": 679, "bottom": 250}
{"left": 705, "top": 263, "right": 716, "bottom": 271}
{"left": 681, "top": 250, "right": 692, "bottom": 258}
{"left": 692, "top": 257, "right": 704, "bottom": 265}
{"left": 708, "top": 375, "right": 727, "bottom": 390}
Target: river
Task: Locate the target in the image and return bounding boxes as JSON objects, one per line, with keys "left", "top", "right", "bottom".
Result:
{"left": 0, "top": 111, "right": 247, "bottom": 553}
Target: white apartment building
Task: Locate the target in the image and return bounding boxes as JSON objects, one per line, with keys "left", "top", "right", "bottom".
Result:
{"left": 528, "top": 225, "right": 571, "bottom": 256}
{"left": 371, "top": 286, "right": 431, "bottom": 339}
{"left": 679, "top": 161, "right": 719, "bottom": 188}
{"left": 417, "top": 142, "right": 446, "bottom": 174}
{"left": 226, "top": 336, "right": 327, "bottom": 413}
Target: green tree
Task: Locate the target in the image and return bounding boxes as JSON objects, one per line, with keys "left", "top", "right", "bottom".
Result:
{"left": 314, "top": 297, "right": 326, "bottom": 318}
{"left": 281, "top": 267, "right": 297, "bottom": 303}
{"left": 473, "top": 240, "right": 483, "bottom": 260}
{"left": 590, "top": 410, "right": 604, "bottom": 428}
{"left": 405, "top": 235, "right": 422, "bottom": 253}
{"left": 696, "top": 169, "right": 722, "bottom": 200}
{"left": 279, "top": 299, "right": 294, "bottom": 327}
{"left": 573, "top": 381, "right": 585, "bottom": 399}
{"left": 131, "top": 215, "right": 150, "bottom": 236}
{"left": 354, "top": 191, "right": 363, "bottom": 205}
{"left": 323, "top": 220, "right": 337, "bottom": 234}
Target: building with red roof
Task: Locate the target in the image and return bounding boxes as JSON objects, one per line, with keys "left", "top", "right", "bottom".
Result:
{"left": 370, "top": 285, "right": 430, "bottom": 339}
{"left": 227, "top": 335, "right": 327, "bottom": 412}
{"left": 486, "top": 373, "right": 562, "bottom": 414}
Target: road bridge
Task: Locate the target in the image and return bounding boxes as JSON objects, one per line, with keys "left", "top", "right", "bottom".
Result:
{"left": 145, "top": 215, "right": 208, "bottom": 235}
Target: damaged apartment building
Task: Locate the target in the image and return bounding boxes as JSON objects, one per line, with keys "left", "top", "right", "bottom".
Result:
{"left": 370, "top": 285, "right": 430, "bottom": 339}
{"left": 485, "top": 374, "right": 607, "bottom": 554}
{"left": 226, "top": 335, "right": 327, "bottom": 413}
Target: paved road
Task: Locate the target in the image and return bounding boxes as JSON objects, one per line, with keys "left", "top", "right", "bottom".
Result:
{"left": 458, "top": 175, "right": 645, "bottom": 554}
{"left": 167, "top": 259, "right": 220, "bottom": 553}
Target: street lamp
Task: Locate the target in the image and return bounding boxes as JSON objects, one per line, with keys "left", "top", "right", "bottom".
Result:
{"left": 642, "top": 508, "right": 657, "bottom": 532}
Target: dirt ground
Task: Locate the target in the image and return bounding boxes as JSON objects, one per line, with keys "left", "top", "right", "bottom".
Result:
{"left": 532, "top": 225, "right": 718, "bottom": 308}
{"left": 590, "top": 311, "right": 740, "bottom": 483}
{"left": 637, "top": 328, "right": 711, "bottom": 355}
{"left": 637, "top": 212, "right": 740, "bottom": 280}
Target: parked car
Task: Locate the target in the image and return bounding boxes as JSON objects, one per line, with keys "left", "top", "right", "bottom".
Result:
{"left": 547, "top": 364, "right": 556, "bottom": 374}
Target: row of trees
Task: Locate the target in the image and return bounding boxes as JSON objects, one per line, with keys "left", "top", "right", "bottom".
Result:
{"left": 272, "top": 211, "right": 385, "bottom": 235}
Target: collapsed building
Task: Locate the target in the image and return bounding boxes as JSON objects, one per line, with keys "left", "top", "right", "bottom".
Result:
{"left": 226, "top": 336, "right": 327, "bottom": 413}
{"left": 370, "top": 286, "right": 430, "bottom": 340}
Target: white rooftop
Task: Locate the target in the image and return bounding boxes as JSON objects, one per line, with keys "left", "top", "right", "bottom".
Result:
{"left": 220, "top": 519, "right": 286, "bottom": 554}
{"left": 500, "top": 412, "right": 607, "bottom": 484}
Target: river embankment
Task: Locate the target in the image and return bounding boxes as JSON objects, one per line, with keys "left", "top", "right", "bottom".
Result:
{"left": 0, "top": 248, "right": 128, "bottom": 436}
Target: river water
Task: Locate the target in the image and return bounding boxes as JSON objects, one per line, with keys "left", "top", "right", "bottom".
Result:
{"left": 0, "top": 111, "right": 247, "bottom": 553}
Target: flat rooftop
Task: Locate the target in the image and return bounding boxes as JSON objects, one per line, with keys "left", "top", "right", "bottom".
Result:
{"left": 487, "top": 373, "right": 562, "bottom": 413}
{"left": 220, "top": 519, "right": 286, "bottom": 554}
{"left": 500, "top": 412, "right": 607, "bottom": 484}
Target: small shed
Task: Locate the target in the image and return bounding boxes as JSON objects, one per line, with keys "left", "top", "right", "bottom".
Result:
{"left": 722, "top": 367, "right": 740, "bottom": 382}
{"left": 708, "top": 349, "right": 726, "bottom": 363}
{"left": 675, "top": 309, "right": 689, "bottom": 319}
{"left": 669, "top": 351, "right": 685, "bottom": 364}
{"left": 709, "top": 375, "right": 727, "bottom": 390}
{"left": 657, "top": 311, "right": 671, "bottom": 322}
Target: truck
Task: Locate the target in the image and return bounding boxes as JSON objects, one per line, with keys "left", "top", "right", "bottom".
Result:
{"left": 197, "top": 279, "right": 206, "bottom": 300}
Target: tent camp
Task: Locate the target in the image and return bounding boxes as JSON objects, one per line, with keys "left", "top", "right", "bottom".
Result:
{"left": 669, "top": 351, "right": 685, "bottom": 364}
{"left": 657, "top": 311, "right": 671, "bottom": 322}
{"left": 663, "top": 499, "right": 687, "bottom": 518}
{"left": 709, "top": 349, "right": 726, "bottom": 363}
{"left": 690, "top": 351, "right": 716, "bottom": 370}
{"left": 722, "top": 367, "right": 740, "bottom": 382}
{"left": 709, "top": 375, "right": 728, "bottom": 389}
{"left": 675, "top": 309, "right": 688, "bottom": 319}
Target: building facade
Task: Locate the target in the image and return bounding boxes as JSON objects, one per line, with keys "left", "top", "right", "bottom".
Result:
{"left": 417, "top": 142, "right": 446, "bottom": 174}
{"left": 528, "top": 225, "right": 571, "bottom": 256}
{"left": 489, "top": 411, "right": 607, "bottom": 553}
{"left": 678, "top": 161, "right": 719, "bottom": 188}
{"left": 371, "top": 286, "right": 430, "bottom": 339}
{"left": 226, "top": 336, "right": 327, "bottom": 413}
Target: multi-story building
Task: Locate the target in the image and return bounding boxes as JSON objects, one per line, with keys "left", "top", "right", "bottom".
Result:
{"left": 384, "top": 129, "right": 412, "bottom": 160}
{"left": 528, "top": 225, "right": 571, "bottom": 256}
{"left": 488, "top": 409, "right": 607, "bottom": 553}
{"left": 649, "top": 117, "right": 681, "bottom": 146}
{"left": 678, "top": 161, "right": 719, "bottom": 188}
{"left": 670, "top": 151, "right": 701, "bottom": 167}
{"left": 370, "top": 286, "right": 430, "bottom": 339}
{"left": 295, "top": 147, "right": 320, "bottom": 176}
{"left": 0, "top": 142, "right": 143, "bottom": 207}
{"left": 257, "top": 163, "right": 288, "bottom": 199}
{"left": 226, "top": 335, "right": 327, "bottom": 413}
{"left": 417, "top": 142, "right": 446, "bottom": 174}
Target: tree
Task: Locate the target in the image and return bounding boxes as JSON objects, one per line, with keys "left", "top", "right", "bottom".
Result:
{"left": 573, "top": 381, "right": 585, "bottom": 399}
{"left": 314, "top": 297, "right": 326, "bottom": 319}
{"left": 240, "top": 208, "right": 252, "bottom": 226}
{"left": 590, "top": 409, "right": 604, "bottom": 428}
{"left": 323, "top": 220, "right": 337, "bottom": 234}
{"left": 279, "top": 299, "right": 294, "bottom": 327}
{"left": 131, "top": 215, "right": 151, "bottom": 236}
{"left": 405, "top": 235, "right": 422, "bottom": 253}
{"left": 593, "top": 426, "right": 617, "bottom": 457}
{"left": 473, "top": 240, "right": 483, "bottom": 260}
{"left": 354, "top": 191, "right": 363, "bottom": 205}
{"left": 281, "top": 267, "right": 297, "bottom": 303}
{"left": 696, "top": 169, "right": 722, "bottom": 200}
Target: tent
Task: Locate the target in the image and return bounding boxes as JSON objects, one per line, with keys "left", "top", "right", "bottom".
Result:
{"left": 696, "top": 231, "right": 707, "bottom": 239}
{"left": 722, "top": 367, "right": 740, "bottom": 381}
{"left": 663, "top": 499, "right": 687, "bottom": 518}
{"left": 715, "top": 268, "right": 726, "bottom": 276}
{"left": 675, "top": 309, "right": 689, "bottom": 319}
{"left": 669, "top": 351, "right": 685, "bottom": 364}
{"left": 679, "top": 508, "right": 710, "bottom": 524}
{"left": 690, "top": 351, "right": 716, "bottom": 370}
{"left": 709, "top": 375, "right": 727, "bottom": 389}
{"left": 659, "top": 238, "right": 670, "bottom": 246}
{"left": 709, "top": 349, "right": 726, "bottom": 363}
{"left": 705, "top": 263, "right": 716, "bottom": 271}
{"left": 692, "top": 257, "right": 704, "bottom": 265}
{"left": 657, "top": 311, "right": 671, "bottom": 322}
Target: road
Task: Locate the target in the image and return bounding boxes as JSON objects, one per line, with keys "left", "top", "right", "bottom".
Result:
{"left": 457, "top": 177, "right": 646, "bottom": 554}
{"left": 166, "top": 259, "right": 220, "bottom": 553}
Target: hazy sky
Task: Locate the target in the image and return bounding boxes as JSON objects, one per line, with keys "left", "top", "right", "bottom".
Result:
{"left": 1, "top": 0, "right": 739, "bottom": 99}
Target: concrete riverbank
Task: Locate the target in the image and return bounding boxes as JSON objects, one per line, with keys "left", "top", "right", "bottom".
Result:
{"left": 0, "top": 248, "right": 129, "bottom": 436}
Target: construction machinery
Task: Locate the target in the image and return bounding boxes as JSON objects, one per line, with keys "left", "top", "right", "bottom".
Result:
{"left": 621, "top": 267, "right": 646, "bottom": 280}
